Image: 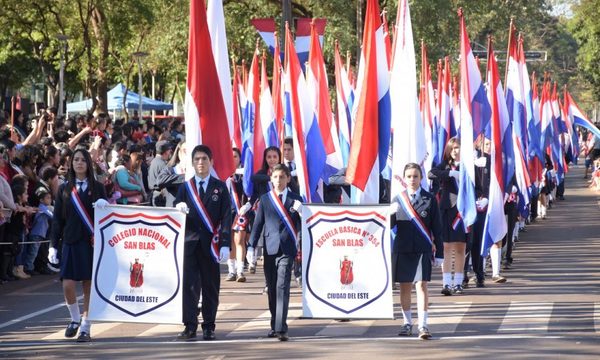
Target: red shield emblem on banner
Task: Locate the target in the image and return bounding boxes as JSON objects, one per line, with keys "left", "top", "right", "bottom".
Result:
{"left": 93, "top": 213, "right": 182, "bottom": 317}
{"left": 304, "top": 209, "right": 390, "bottom": 314}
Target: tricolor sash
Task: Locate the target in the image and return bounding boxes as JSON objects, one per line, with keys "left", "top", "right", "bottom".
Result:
{"left": 396, "top": 191, "right": 433, "bottom": 246}
{"left": 228, "top": 178, "right": 247, "bottom": 231}
{"left": 185, "top": 179, "right": 220, "bottom": 263}
{"left": 267, "top": 190, "right": 298, "bottom": 244}
{"left": 70, "top": 187, "right": 93, "bottom": 235}
{"left": 452, "top": 212, "right": 463, "bottom": 231}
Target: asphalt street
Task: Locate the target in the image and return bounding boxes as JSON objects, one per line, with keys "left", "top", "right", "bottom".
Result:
{"left": 0, "top": 166, "right": 598, "bottom": 359}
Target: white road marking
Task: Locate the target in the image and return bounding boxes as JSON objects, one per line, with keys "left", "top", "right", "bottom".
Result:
{"left": 138, "top": 303, "right": 240, "bottom": 337}
{"left": 428, "top": 301, "right": 472, "bottom": 333}
{"left": 226, "top": 303, "right": 302, "bottom": 338}
{"left": 499, "top": 301, "right": 553, "bottom": 332}
{"left": 0, "top": 296, "right": 83, "bottom": 331}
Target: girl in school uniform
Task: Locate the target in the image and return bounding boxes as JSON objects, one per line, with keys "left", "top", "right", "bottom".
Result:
{"left": 428, "top": 138, "right": 468, "bottom": 295}
{"left": 48, "top": 149, "right": 107, "bottom": 342}
{"left": 392, "top": 163, "right": 444, "bottom": 340}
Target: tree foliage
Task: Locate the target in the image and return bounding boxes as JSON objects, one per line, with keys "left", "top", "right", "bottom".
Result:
{"left": 0, "top": 0, "right": 592, "bottom": 114}
{"left": 569, "top": 0, "right": 600, "bottom": 102}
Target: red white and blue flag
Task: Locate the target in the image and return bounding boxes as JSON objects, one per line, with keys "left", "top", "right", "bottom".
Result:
{"left": 185, "top": 0, "right": 234, "bottom": 180}
{"left": 437, "top": 57, "right": 455, "bottom": 165}
{"left": 420, "top": 42, "right": 437, "bottom": 177}
{"left": 307, "top": 21, "right": 343, "bottom": 181}
{"left": 456, "top": 9, "right": 481, "bottom": 228}
{"left": 565, "top": 90, "right": 600, "bottom": 139}
{"left": 247, "top": 48, "right": 265, "bottom": 175}
{"left": 347, "top": 0, "right": 391, "bottom": 204}
{"left": 284, "top": 24, "right": 326, "bottom": 203}
{"left": 259, "top": 52, "right": 279, "bottom": 147}
{"left": 250, "top": 18, "right": 278, "bottom": 56}
{"left": 482, "top": 37, "right": 508, "bottom": 256}
{"left": 334, "top": 42, "right": 354, "bottom": 167}
{"left": 295, "top": 18, "right": 326, "bottom": 70}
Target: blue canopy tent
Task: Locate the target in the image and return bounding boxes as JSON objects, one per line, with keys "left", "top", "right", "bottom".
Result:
{"left": 66, "top": 83, "right": 173, "bottom": 113}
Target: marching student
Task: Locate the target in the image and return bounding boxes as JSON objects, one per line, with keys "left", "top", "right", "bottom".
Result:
{"left": 471, "top": 138, "right": 491, "bottom": 287}
{"left": 247, "top": 164, "right": 302, "bottom": 341}
{"left": 428, "top": 138, "right": 468, "bottom": 295}
{"left": 247, "top": 146, "right": 282, "bottom": 274}
{"left": 174, "top": 145, "right": 232, "bottom": 341}
{"left": 391, "top": 163, "right": 443, "bottom": 340}
{"left": 48, "top": 149, "right": 108, "bottom": 342}
{"left": 226, "top": 147, "right": 251, "bottom": 282}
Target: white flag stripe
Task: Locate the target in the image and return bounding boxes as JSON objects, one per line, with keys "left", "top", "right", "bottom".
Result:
{"left": 499, "top": 302, "right": 553, "bottom": 332}
{"left": 316, "top": 320, "right": 375, "bottom": 336}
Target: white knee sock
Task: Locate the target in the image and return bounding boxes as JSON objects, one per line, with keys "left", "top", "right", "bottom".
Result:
{"left": 454, "top": 272, "right": 464, "bottom": 287}
{"left": 67, "top": 302, "right": 81, "bottom": 323}
{"left": 80, "top": 317, "right": 91, "bottom": 333}
{"left": 442, "top": 273, "right": 452, "bottom": 287}
{"left": 236, "top": 260, "right": 244, "bottom": 275}
{"left": 418, "top": 310, "right": 428, "bottom": 329}
{"left": 491, "top": 247, "right": 501, "bottom": 277}
{"left": 227, "top": 259, "right": 236, "bottom": 274}
{"left": 401, "top": 308, "right": 412, "bottom": 325}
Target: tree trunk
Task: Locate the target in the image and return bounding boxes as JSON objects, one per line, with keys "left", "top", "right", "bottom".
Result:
{"left": 91, "top": 4, "right": 109, "bottom": 114}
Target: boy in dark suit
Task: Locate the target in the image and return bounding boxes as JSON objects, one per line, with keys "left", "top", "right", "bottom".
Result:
{"left": 248, "top": 164, "right": 302, "bottom": 341}
{"left": 174, "top": 145, "right": 231, "bottom": 341}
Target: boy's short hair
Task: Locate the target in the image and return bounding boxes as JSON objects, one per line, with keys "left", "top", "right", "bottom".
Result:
{"left": 271, "top": 164, "right": 291, "bottom": 177}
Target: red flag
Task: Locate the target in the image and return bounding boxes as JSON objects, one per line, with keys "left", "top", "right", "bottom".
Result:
{"left": 185, "top": 0, "right": 234, "bottom": 179}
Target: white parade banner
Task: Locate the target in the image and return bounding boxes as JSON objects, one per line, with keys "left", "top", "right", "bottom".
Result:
{"left": 89, "top": 205, "right": 185, "bottom": 324}
{"left": 301, "top": 204, "right": 393, "bottom": 319}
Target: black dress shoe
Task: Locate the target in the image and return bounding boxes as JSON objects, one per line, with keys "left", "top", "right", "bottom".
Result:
{"left": 202, "top": 329, "right": 216, "bottom": 341}
{"left": 277, "top": 332, "right": 289, "bottom": 341}
{"left": 65, "top": 321, "right": 80, "bottom": 338}
{"left": 76, "top": 331, "right": 91, "bottom": 342}
{"left": 176, "top": 327, "right": 197, "bottom": 341}
{"left": 267, "top": 329, "right": 277, "bottom": 338}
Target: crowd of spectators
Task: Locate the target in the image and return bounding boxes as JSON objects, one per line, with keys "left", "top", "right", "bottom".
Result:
{"left": 0, "top": 108, "right": 186, "bottom": 283}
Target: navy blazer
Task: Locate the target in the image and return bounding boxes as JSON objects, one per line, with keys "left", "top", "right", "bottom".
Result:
{"left": 249, "top": 190, "right": 302, "bottom": 257}
{"left": 175, "top": 176, "right": 232, "bottom": 252}
{"left": 50, "top": 180, "right": 107, "bottom": 247}
{"left": 428, "top": 161, "right": 458, "bottom": 210}
{"left": 393, "top": 189, "right": 444, "bottom": 259}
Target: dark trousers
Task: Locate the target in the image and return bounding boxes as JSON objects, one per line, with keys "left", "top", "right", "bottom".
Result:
{"left": 503, "top": 202, "right": 518, "bottom": 264}
{"left": 530, "top": 194, "right": 539, "bottom": 221}
{"left": 263, "top": 250, "right": 293, "bottom": 333}
{"left": 469, "top": 211, "right": 486, "bottom": 282}
{"left": 556, "top": 180, "right": 565, "bottom": 197}
{"left": 182, "top": 241, "right": 221, "bottom": 331}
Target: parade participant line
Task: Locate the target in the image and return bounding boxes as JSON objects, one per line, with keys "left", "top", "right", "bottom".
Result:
{"left": 0, "top": 296, "right": 83, "bottom": 330}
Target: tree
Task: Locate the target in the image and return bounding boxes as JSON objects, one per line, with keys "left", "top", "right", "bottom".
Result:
{"left": 569, "top": 0, "right": 600, "bottom": 102}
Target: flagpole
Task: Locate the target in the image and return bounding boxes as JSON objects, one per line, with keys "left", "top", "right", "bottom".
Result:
{"left": 504, "top": 18, "right": 514, "bottom": 91}
{"left": 10, "top": 96, "right": 15, "bottom": 140}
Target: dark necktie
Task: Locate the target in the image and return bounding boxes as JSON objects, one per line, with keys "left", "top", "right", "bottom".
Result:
{"left": 288, "top": 161, "right": 295, "bottom": 171}
{"left": 77, "top": 181, "right": 85, "bottom": 193}
{"left": 278, "top": 194, "right": 283, "bottom": 203}
{"left": 410, "top": 193, "right": 416, "bottom": 205}
{"left": 198, "top": 180, "right": 205, "bottom": 198}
